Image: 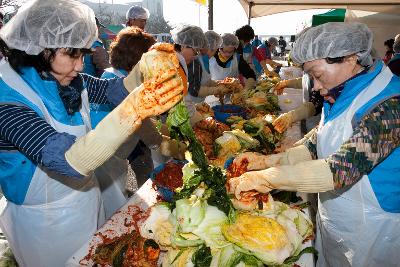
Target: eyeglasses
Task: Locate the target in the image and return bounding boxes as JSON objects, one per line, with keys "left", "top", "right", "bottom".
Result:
{"left": 186, "top": 46, "right": 200, "bottom": 56}
{"left": 219, "top": 48, "right": 235, "bottom": 56}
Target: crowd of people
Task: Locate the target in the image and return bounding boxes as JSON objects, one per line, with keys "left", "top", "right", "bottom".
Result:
{"left": 0, "top": 0, "right": 399, "bottom": 266}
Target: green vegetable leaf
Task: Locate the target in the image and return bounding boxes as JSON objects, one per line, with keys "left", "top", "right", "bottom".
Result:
{"left": 166, "top": 101, "right": 208, "bottom": 170}
{"left": 283, "top": 246, "right": 318, "bottom": 265}
{"left": 171, "top": 248, "right": 187, "bottom": 264}
{"left": 192, "top": 245, "right": 212, "bottom": 267}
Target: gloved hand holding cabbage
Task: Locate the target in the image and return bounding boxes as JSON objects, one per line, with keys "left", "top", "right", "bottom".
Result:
{"left": 273, "top": 80, "right": 289, "bottom": 95}
{"left": 232, "top": 145, "right": 312, "bottom": 171}
{"left": 65, "top": 43, "right": 186, "bottom": 176}
{"left": 273, "top": 102, "right": 316, "bottom": 133}
{"left": 229, "top": 146, "right": 334, "bottom": 199}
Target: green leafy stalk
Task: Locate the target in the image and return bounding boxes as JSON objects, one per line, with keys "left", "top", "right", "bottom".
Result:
{"left": 167, "top": 101, "right": 208, "bottom": 170}
{"left": 283, "top": 246, "right": 318, "bottom": 265}
{"left": 192, "top": 245, "right": 212, "bottom": 267}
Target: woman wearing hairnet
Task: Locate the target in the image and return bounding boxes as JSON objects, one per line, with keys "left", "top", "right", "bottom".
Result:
{"left": 229, "top": 22, "right": 400, "bottom": 266}
{"left": 186, "top": 30, "right": 238, "bottom": 105}
{"left": 209, "top": 33, "right": 257, "bottom": 90}
{"left": 126, "top": 5, "right": 150, "bottom": 30}
{"left": 171, "top": 24, "right": 223, "bottom": 124}
{"left": 0, "top": 0, "right": 185, "bottom": 266}
{"left": 255, "top": 36, "right": 283, "bottom": 75}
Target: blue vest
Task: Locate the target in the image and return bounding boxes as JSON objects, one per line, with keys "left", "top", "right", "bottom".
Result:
{"left": 324, "top": 61, "right": 400, "bottom": 212}
{"left": 82, "top": 40, "right": 104, "bottom": 77}
{"left": 88, "top": 68, "right": 128, "bottom": 128}
{"left": 200, "top": 54, "right": 210, "bottom": 74}
{"left": 242, "top": 43, "right": 263, "bottom": 76}
{"left": 0, "top": 67, "right": 85, "bottom": 204}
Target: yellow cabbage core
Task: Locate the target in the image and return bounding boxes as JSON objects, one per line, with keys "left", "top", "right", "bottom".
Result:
{"left": 222, "top": 213, "right": 288, "bottom": 250}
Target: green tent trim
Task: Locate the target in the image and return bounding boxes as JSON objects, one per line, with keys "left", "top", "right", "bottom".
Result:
{"left": 106, "top": 24, "right": 124, "bottom": 34}
{"left": 312, "top": 9, "right": 346, "bottom": 26}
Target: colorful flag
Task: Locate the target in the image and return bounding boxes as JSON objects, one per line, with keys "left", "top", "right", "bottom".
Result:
{"left": 194, "top": 0, "right": 206, "bottom": 6}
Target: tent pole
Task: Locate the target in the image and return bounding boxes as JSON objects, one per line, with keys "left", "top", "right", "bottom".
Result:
{"left": 208, "top": 0, "right": 213, "bottom": 30}
{"left": 248, "top": 1, "right": 254, "bottom": 25}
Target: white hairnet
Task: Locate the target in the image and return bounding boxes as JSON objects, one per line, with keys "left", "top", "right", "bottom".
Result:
{"left": 394, "top": 34, "right": 400, "bottom": 53}
{"left": 171, "top": 24, "right": 207, "bottom": 49}
{"left": 291, "top": 22, "right": 373, "bottom": 66}
{"left": 0, "top": 0, "right": 97, "bottom": 55}
{"left": 221, "top": 33, "right": 239, "bottom": 49}
{"left": 268, "top": 37, "right": 278, "bottom": 46}
{"left": 126, "top": 5, "right": 150, "bottom": 20}
{"left": 205, "top": 30, "right": 222, "bottom": 50}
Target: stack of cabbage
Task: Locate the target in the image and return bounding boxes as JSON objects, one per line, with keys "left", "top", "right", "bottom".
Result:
{"left": 154, "top": 100, "right": 314, "bottom": 266}
{"left": 139, "top": 162, "right": 314, "bottom": 267}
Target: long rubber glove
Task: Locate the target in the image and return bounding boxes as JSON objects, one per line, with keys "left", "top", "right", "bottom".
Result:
{"left": 123, "top": 62, "right": 142, "bottom": 93}
{"left": 229, "top": 159, "right": 334, "bottom": 199}
{"left": 273, "top": 102, "right": 316, "bottom": 133}
{"left": 293, "top": 127, "right": 317, "bottom": 147}
{"left": 66, "top": 44, "right": 185, "bottom": 176}
{"left": 273, "top": 77, "right": 302, "bottom": 95}
{"left": 197, "top": 85, "right": 230, "bottom": 97}
{"left": 232, "top": 145, "right": 312, "bottom": 171}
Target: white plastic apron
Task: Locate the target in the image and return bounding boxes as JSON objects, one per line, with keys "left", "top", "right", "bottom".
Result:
{"left": 0, "top": 59, "right": 104, "bottom": 267}
{"left": 209, "top": 54, "right": 239, "bottom": 81}
{"left": 315, "top": 65, "right": 400, "bottom": 267}
{"left": 185, "top": 55, "right": 212, "bottom": 105}
{"left": 243, "top": 48, "right": 257, "bottom": 75}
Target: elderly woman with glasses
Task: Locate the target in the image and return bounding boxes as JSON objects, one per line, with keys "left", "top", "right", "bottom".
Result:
{"left": 0, "top": 0, "right": 185, "bottom": 265}
{"left": 171, "top": 24, "right": 230, "bottom": 124}
{"left": 229, "top": 22, "right": 400, "bottom": 266}
{"left": 185, "top": 30, "right": 238, "bottom": 107}
{"left": 209, "top": 33, "right": 257, "bottom": 90}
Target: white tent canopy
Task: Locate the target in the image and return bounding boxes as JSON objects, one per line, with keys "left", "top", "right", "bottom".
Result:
{"left": 238, "top": 0, "right": 400, "bottom": 56}
{"left": 238, "top": 0, "right": 400, "bottom": 18}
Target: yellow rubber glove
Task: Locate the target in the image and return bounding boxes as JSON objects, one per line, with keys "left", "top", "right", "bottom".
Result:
{"left": 293, "top": 128, "right": 317, "bottom": 147}
{"left": 273, "top": 102, "right": 316, "bottom": 133}
{"left": 228, "top": 159, "right": 334, "bottom": 199}
{"left": 273, "top": 80, "right": 289, "bottom": 95}
{"left": 123, "top": 62, "right": 142, "bottom": 93}
{"left": 264, "top": 69, "right": 279, "bottom": 78}
{"left": 197, "top": 85, "right": 230, "bottom": 97}
{"left": 65, "top": 44, "right": 185, "bottom": 176}
{"left": 244, "top": 78, "right": 256, "bottom": 90}
{"left": 159, "top": 136, "right": 187, "bottom": 160}
{"left": 232, "top": 145, "right": 312, "bottom": 171}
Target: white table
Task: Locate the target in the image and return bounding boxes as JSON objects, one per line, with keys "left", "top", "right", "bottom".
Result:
{"left": 67, "top": 135, "right": 315, "bottom": 267}
{"left": 66, "top": 180, "right": 158, "bottom": 267}
{"left": 67, "top": 89, "right": 315, "bottom": 267}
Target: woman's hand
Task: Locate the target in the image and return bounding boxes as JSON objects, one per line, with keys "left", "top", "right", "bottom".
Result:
{"left": 273, "top": 80, "right": 289, "bottom": 95}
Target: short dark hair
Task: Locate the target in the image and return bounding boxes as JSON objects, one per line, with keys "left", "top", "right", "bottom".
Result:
{"left": 384, "top": 38, "right": 395, "bottom": 49}
{"left": 174, "top": 43, "right": 182, "bottom": 52}
{"left": 235, "top": 25, "right": 255, "bottom": 43}
{"left": 0, "top": 39, "right": 91, "bottom": 73}
{"left": 109, "top": 26, "right": 155, "bottom": 72}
